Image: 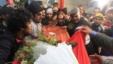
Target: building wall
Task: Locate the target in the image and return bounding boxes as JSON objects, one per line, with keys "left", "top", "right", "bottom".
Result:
{"left": 54, "top": 0, "right": 91, "bottom": 12}
{"left": 64, "top": 0, "right": 91, "bottom": 12}
{"left": 29, "top": 0, "right": 91, "bottom": 11}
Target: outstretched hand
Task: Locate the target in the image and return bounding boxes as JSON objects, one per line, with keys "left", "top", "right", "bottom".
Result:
{"left": 81, "top": 26, "right": 93, "bottom": 34}
{"left": 89, "top": 54, "right": 102, "bottom": 64}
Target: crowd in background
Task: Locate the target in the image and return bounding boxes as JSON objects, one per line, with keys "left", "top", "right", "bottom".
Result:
{"left": 1, "top": 0, "right": 113, "bottom": 64}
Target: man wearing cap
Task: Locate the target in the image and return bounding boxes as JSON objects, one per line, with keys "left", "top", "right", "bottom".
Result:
{"left": 91, "top": 13, "right": 105, "bottom": 55}
{"left": 27, "top": 1, "right": 44, "bottom": 39}
{"left": 91, "top": 13, "right": 105, "bottom": 33}
{"left": 45, "top": 8, "right": 54, "bottom": 25}
{"left": 67, "top": 7, "right": 90, "bottom": 37}
{"left": 67, "top": 7, "right": 94, "bottom": 55}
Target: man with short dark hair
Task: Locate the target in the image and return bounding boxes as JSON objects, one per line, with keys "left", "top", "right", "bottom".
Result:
{"left": 53, "top": 3, "right": 58, "bottom": 7}
{"left": 67, "top": 7, "right": 90, "bottom": 36}
{"left": 91, "top": 13, "right": 105, "bottom": 54}
{"left": 67, "top": 7, "right": 94, "bottom": 55}
{"left": 0, "top": 9, "right": 32, "bottom": 64}
{"left": 27, "top": 1, "right": 44, "bottom": 39}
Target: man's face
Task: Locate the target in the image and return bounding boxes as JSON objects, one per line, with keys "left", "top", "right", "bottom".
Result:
{"left": 42, "top": 10, "right": 46, "bottom": 18}
{"left": 53, "top": 4, "right": 58, "bottom": 7}
{"left": 94, "top": 17, "right": 103, "bottom": 25}
{"left": 23, "top": 20, "right": 32, "bottom": 36}
{"left": 46, "top": 13, "right": 53, "bottom": 19}
{"left": 71, "top": 12, "right": 81, "bottom": 23}
{"left": 57, "top": 14, "right": 64, "bottom": 23}
{"left": 106, "top": 12, "right": 113, "bottom": 19}
{"left": 78, "top": 6, "right": 84, "bottom": 15}
{"left": 106, "top": 12, "right": 113, "bottom": 24}
{"left": 93, "top": 9, "right": 101, "bottom": 16}
{"left": 33, "top": 11, "right": 43, "bottom": 23}
{"left": 53, "top": 7, "right": 58, "bottom": 13}
{"left": 59, "top": 11, "right": 65, "bottom": 16}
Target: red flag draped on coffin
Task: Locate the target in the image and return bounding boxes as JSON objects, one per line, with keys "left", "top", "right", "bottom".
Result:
{"left": 67, "top": 29, "right": 90, "bottom": 64}
{"left": 42, "top": 26, "right": 70, "bottom": 42}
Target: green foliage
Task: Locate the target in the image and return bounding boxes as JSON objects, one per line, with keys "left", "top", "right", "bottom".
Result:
{"left": 37, "top": 31, "right": 58, "bottom": 46}
{"left": 14, "top": 40, "right": 36, "bottom": 64}
{"left": 14, "top": 0, "right": 28, "bottom": 8}
{"left": 13, "top": 31, "right": 58, "bottom": 64}
{"left": 67, "top": 42, "right": 78, "bottom": 48}
{"left": 13, "top": 31, "right": 77, "bottom": 64}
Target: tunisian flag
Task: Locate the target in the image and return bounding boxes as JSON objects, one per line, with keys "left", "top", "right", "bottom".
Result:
{"left": 67, "top": 29, "right": 90, "bottom": 64}
{"left": 6, "top": 0, "right": 14, "bottom": 7}
{"left": 60, "top": 0, "right": 64, "bottom": 10}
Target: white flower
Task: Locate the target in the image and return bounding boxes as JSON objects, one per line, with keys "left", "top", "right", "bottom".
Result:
{"left": 21, "top": 60, "right": 27, "bottom": 64}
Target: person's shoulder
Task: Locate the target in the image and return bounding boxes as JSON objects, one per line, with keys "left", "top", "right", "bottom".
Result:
{"left": 0, "top": 31, "right": 15, "bottom": 42}
{"left": 105, "top": 26, "right": 112, "bottom": 31}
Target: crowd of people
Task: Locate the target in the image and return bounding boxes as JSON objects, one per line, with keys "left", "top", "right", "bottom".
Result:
{"left": 0, "top": 1, "right": 113, "bottom": 64}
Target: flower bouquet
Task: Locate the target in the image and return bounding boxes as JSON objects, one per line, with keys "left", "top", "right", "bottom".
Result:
{"left": 12, "top": 31, "right": 59, "bottom": 64}
{"left": 12, "top": 40, "right": 36, "bottom": 64}
{"left": 12, "top": 31, "right": 77, "bottom": 64}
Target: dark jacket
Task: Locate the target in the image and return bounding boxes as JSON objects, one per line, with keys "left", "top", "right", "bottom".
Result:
{"left": 0, "top": 31, "right": 22, "bottom": 64}
{"left": 92, "top": 32, "right": 113, "bottom": 55}
{"left": 104, "top": 25, "right": 113, "bottom": 37}
{"left": 0, "top": 20, "right": 7, "bottom": 36}
{"left": 100, "top": 25, "right": 113, "bottom": 56}
{"left": 91, "top": 23, "right": 104, "bottom": 33}
{"left": 56, "top": 22, "right": 67, "bottom": 26}
{"left": 67, "top": 17, "right": 90, "bottom": 37}
{"left": 91, "top": 23, "right": 104, "bottom": 54}
{"left": 67, "top": 17, "right": 94, "bottom": 55}
{"left": 41, "top": 18, "right": 49, "bottom": 25}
